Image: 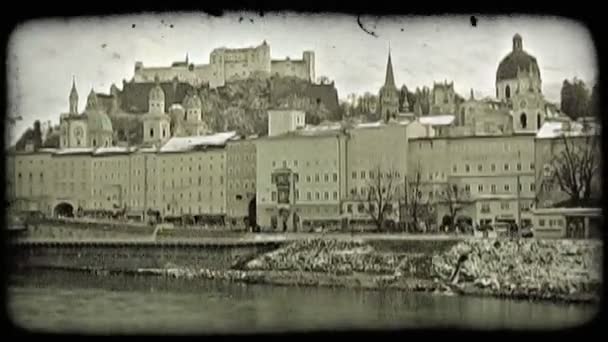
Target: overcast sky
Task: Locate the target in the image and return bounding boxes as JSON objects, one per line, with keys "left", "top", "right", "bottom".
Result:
{"left": 7, "top": 13, "right": 597, "bottom": 144}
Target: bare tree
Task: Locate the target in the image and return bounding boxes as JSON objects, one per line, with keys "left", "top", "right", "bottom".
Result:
{"left": 401, "top": 165, "right": 431, "bottom": 232}
{"left": 364, "top": 166, "right": 398, "bottom": 232}
{"left": 437, "top": 181, "right": 470, "bottom": 232}
{"left": 542, "top": 129, "right": 600, "bottom": 207}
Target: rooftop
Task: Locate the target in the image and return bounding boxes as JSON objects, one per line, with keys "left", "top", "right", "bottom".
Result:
{"left": 159, "top": 131, "right": 238, "bottom": 153}
{"left": 418, "top": 115, "right": 455, "bottom": 126}
{"left": 536, "top": 120, "right": 599, "bottom": 139}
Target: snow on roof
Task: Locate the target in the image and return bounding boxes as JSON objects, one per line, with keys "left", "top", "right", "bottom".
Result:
{"left": 138, "top": 146, "right": 159, "bottom": 153}
{"left": 93, "top": 146, "right": 137, "bottom": 155}
{"left": 37, "top": 148, "right": 58, "bottom": 153}
{"left": 54, "top": 147, "right": 95, "bottom": 155}
{"left": 160, "top": 131, "right": 237, "bottom": 153}
{"left": 473, "top": 194, "right": 517, "bottom": 200}
{"left": 533, "top": 207, "right": 602, "bottom": 216}
{"left": 418, "top": 115, "right": 455, "bottom": 126}
{"left": 536, "top": 120, "right": 599, "bottom": 139}
{"left": 169, "top": 104, "right": 184, "bottom": 111}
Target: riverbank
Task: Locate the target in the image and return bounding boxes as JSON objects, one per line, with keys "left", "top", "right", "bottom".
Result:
{"left": 240, "top": 238, "right": 602, "bottom": 303}
{"left": 25, "top": 237, "right": 600, "bottom": 304}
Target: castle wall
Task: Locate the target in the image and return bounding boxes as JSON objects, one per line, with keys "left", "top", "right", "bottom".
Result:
{"left": 271, "top": 60, "right": 310, "bottom": 81}
{"left": 131, "top": 42, "right": 314, "bottom": 89}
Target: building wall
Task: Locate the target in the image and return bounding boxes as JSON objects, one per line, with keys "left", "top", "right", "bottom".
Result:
{"left": 51, "top": 154, "right": 93, "bottom": 213}
{"left": 90, "top": 154, "right": 131, "bottom": 211}
{"left": 225, "top": 139, "right": 257, "bottom": 225}
{"left": 430, "top": 84, "right": 457, "bottom": 115}
{"left": 256, "top": 134, "right": 343, "bottom": 228}
{"left": 271, "top": 60, "right": 310, "bottom": 80}
{"left": 496, "top": 72, "right": 542, "bottom": 103}
{"left": 11, "top": 152, "right": 56, "bottom": 214}
{"left": 60, "top": 118, "right": 88, "bottom": 148}
{"left": 156, "top": 150, "right": 226, "bottom": 218}
{"left": 267, "top": 110, "right": 306, "bottom": 137}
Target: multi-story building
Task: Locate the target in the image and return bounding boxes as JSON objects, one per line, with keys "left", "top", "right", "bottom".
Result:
{"left": 6, "top": 132, "right": 237, "bottom": 223}
{"left": 132, "top": 41, "right": 315, "bottom": 88}
{"left": 256, "top": 110, "right": 409, "bottom": 231}
{"left": 225, "top": 136, "right": 257, "bottom": 228}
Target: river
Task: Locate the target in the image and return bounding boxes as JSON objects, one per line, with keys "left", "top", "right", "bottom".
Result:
{"left": 8, "top": 270, "right": 597, "bottom": 334}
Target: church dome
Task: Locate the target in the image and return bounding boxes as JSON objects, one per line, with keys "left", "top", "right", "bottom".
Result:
{"left": 183, "top": 94, "right": 202, "bottom": 109}
{"left": 149, "top": 83, "right": 165, "bottom": 101}
{"left": 86, "top": 109, "right": 113, "bottom": 133}
{"left": 496, "top": 34, "right": 541, "bottom": 82}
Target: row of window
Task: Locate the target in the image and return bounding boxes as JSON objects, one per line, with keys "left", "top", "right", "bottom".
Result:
{"left": 271, "top": 159, "right": 337, "bottom": 168}
{"left": 538, "top": 218, "right": 565, "bottom": 227}
{"left": 228, "top": 181, "right": 255, "bottom": 190}
{"left": 472, "top": 183, "right": 535, "bottom": 193}
{"left": 453, "top": 162, "right": 534, "bottom": 173}
{"left": 270, "top": 190, "right": 339, "bottom": 202}
{"left": 352, "top": 170, "right": 401, "bottom": 180}
{"left": 480, "top": 201, "right": 534, "bottom": 213}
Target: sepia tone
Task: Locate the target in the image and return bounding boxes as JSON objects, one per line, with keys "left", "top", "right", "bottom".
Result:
{"left": 5, "top": 14, "right": 602, "bottom": 333}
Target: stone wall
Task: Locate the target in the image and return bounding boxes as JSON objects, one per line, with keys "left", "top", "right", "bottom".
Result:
{"left": 11, "top": 242, "right": 283, "bottom": 273}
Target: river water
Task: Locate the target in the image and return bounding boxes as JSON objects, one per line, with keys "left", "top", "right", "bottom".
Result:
{"left": 8, "top": 270, "right": 598, "bottom": 334}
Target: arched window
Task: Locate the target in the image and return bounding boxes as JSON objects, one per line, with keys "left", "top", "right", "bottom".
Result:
{"left": 520, "top": 113, "right": 527, "bottom": 129}
{"left": 537, "top": 114, "right": 542, "bottom": 129}
{"left": 505, "top": 85, "right": 511, "bottom": 99}
{"left": 92, "top": 139, "right": 97, "bottom": 146}
{"left": 150, "top": 128, "right": 154, "bottom": 138}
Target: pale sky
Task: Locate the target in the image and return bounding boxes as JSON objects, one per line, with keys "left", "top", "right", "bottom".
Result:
{"left": 7, "top": 13, "right": 597, "bottom": 144}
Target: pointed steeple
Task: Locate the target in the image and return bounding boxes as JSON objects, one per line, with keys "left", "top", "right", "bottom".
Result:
{"left": 86, "top": 88, "right": 98, "bottom": 110}
{"left": 470, "top": 88, "right": 475, "bottom": 100}
{"left": 69, "top": 76, "right": 79, "bottom": 114}
{"left": 384, "top": 46, "right": 396, "bottom": 88}
{"left": 185, "top": 53, "right": 189, "bottom": 64}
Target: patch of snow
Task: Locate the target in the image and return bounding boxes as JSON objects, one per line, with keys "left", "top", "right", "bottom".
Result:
{"left": 536, "top": 121, "right": 599, "bottom": 139}
{"left": 418, "top": 115, "right": 455, "bottom": 126}
{"left": 54, "top": 147, "right": 95, "bottom": 155}
{"left": 93, "top": 146, "right": 137, "bottom": 155}
{"left": 159, "top": 131, "right": 238, "bottom": 152}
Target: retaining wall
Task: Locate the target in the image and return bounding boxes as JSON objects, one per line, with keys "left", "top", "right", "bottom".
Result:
{"left": 10, "top": 241, "right": 284, "bottom": 272}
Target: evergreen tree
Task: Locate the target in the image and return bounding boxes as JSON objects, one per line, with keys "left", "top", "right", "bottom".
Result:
{"left": 399, "top": 85, "right": 409, "bottom": 112}
{"left": 588, "top": 82, "right": 599, "bottom": 118}
{"left": 560, "top": 79, "right": 573, "bottom": 116}
{"left": 32, "top": 120, "right": 42, "bottom": 149}
{"left": 561, "top": 78, "right": 590, "bottom": 119}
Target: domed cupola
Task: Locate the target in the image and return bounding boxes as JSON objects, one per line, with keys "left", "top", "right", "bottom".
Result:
{"left": 496, "top": 34, "right": 541, "bottom": 83}
{"left": 495, "top": 34, "right": 542, "bottom": 102}
{"left": 148, "top": 75, "right": 166, "bottom": 113}
{"left": 85, "top": 90, "right": 112, "bottom": 132}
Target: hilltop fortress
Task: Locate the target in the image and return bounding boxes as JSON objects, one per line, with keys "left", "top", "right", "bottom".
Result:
{"left": 133, "top": 40, "right": 316, "bottom": 88}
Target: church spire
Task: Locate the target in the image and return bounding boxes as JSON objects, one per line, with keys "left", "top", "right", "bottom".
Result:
{"left": 384, "top": 47, "right": 396, "bottom": 88}
{"left": 69, "top": 76, "right": 79, "bottom": 114}
{"left": 470, "top": 88, "right": 475, "bottom": 100}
